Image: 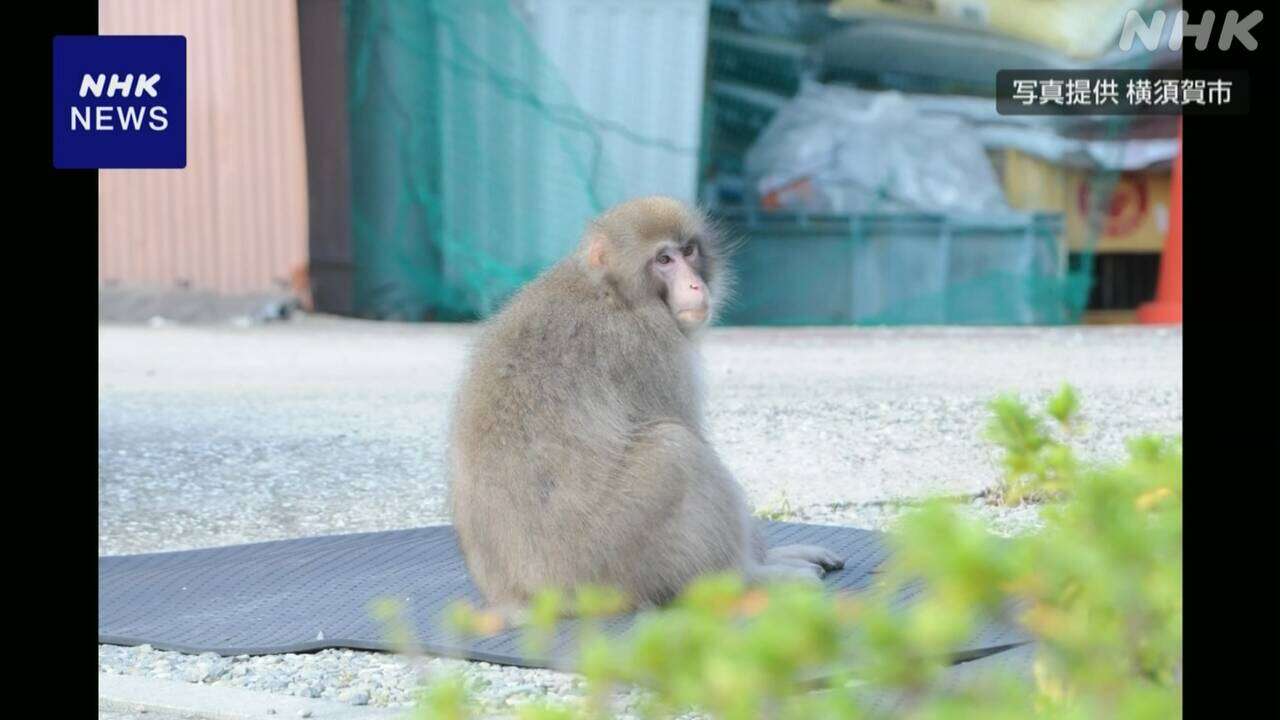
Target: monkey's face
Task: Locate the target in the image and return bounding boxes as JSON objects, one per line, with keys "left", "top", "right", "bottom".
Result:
{"left": 582, "top": 197, "right": 725, "bottom": 334}
{"left": 651, "top": 238, "right": 710, "bottom": 332}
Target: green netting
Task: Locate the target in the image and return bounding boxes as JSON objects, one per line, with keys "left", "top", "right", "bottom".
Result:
{"left": 858, "top": 116, "right": 1141, "bottom": 326}
{"left": 346, "top": 0, "right": 626, "bottom": 321}
{"left": 708, "top": 144, "right": 1144, "bottom": 325}
{"left": 345, "top": 0, "right": 1159, "bottom": 325}
{"left": 702, "top": 98, "right": 1152, "bottom": 325}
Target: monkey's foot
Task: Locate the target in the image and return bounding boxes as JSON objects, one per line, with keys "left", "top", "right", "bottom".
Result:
{"left": 486, "top": 603, "right": 531, "bottom": 629}
{"left": 767, "top": 544, "right": 845, "bottom": 572}
{"left": 749, "top": 560, "right": 825, "bottom": 584}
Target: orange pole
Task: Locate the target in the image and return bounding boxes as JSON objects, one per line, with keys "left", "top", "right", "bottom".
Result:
{"left": 1137, "top": 117, "right": 1182, "bottom": 324}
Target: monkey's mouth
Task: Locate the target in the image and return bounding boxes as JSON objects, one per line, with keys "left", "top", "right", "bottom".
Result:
{"left": 676, "top": 308, "right": 708, "bottom": 325}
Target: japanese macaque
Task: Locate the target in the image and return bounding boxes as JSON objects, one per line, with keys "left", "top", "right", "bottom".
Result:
{"left": 448, "top": 196, "right": 843, "bottom": 614}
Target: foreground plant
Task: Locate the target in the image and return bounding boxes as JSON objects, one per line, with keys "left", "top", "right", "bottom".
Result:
{"left": 410, "top": 387, "right": 1181, "bottom": 719}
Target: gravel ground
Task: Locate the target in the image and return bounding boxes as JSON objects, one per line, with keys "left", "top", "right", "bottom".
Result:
{"left": 99, "top": 706, "right": 202, "bottom": 720}
{"left": 98, "top": 645, "right": 627, "bottom": 718}
{"left": 98, "top": 315, "right": 1182, "bottom": 714}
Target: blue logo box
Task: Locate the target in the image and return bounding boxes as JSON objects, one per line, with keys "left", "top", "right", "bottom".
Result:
{"left": 52, "top": 35, "right": 186, "bottom": 169}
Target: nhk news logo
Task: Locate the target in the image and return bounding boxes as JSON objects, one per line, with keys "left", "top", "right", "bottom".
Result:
{"left": 53, "top": 35, "right": 186, "bottom": 169}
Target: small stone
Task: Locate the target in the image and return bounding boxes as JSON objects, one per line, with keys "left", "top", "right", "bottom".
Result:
{"left": 340, "top": 689, "right": 370, "bottom": 706}
{"left": 182, "top": 666, "right": 208, "bottom": 683}
{"left": 297, "top": 711, "right": 312, "bottom": 718}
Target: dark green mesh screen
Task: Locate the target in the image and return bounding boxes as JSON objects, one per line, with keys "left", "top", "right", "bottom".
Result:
{"left": 346, "top": 0, "right": 625, "bottom": 320}
{"left": 344, "top": 0, "right": 1157, "bottom": 326}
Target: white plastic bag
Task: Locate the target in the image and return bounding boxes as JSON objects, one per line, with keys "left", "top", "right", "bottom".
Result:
{"left": 744, "top": 82, "right": 1010, "bottom": 213}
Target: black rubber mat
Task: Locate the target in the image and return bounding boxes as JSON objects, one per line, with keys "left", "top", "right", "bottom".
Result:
{"left": 855, "top": 642, "right": 1038, "bottom": 713}
{"left": 98, "top": 522, "right": 1031, "bottom": 669}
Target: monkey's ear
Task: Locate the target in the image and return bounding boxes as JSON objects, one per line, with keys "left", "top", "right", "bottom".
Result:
{"left": 583, "top": 230, "right": 608, "bottom": 270}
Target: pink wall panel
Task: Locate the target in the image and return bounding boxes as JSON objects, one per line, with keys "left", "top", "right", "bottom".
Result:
{"left": 98, "top": 0, "right": 310, "bottom": 295}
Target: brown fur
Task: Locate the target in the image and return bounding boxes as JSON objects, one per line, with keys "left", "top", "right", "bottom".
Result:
{"left": 447, "top": 196, "right": 841, "bottom": 612}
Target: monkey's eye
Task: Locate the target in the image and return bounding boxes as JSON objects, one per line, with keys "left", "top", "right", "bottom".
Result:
{"left": 681, "top": 243, "right": 696, "bottom": 257}
{"left": 656, "top": 254, "right": 673, "bottom": 265}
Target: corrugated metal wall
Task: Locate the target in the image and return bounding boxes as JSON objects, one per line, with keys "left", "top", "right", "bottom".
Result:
{"left": 98, "top": 0, "right": 310, "bottom": 295}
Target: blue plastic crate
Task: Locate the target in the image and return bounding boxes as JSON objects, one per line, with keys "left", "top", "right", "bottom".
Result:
{"left": 715, "top": 210, "right": 1076, "bottom": 326}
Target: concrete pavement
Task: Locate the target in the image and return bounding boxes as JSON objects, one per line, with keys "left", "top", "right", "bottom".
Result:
{"left": 99, "top": 315, "right": 1182, "bottom": 556}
